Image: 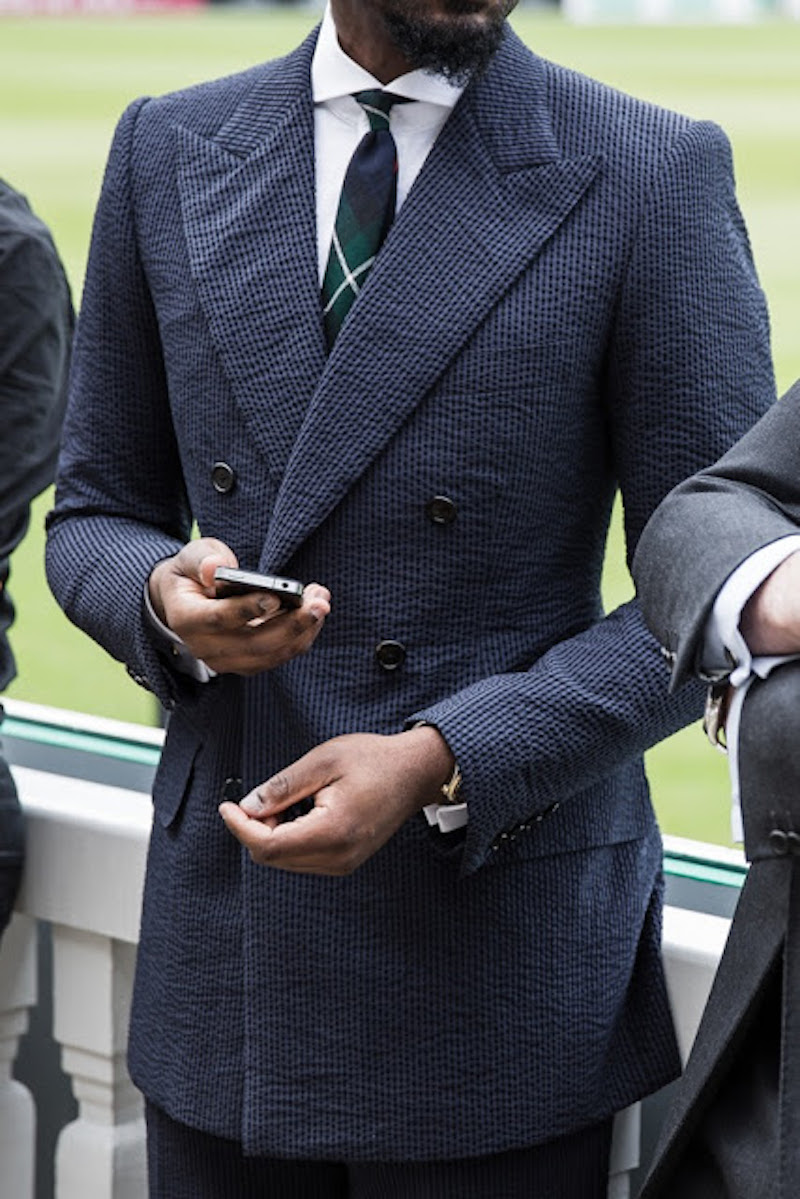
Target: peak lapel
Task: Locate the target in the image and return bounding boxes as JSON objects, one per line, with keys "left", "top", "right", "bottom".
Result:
{"left": 177, "top": 34, "right": 326, "bottom": 488}
{"left": 261, "top": 32, "right": 603, "bottom": 571}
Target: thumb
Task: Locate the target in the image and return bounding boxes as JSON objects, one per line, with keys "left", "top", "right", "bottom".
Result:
{"left": 240, "top": 756, "right": 325, "bottom": 818}
{"left": 196, "top": 548, "right": 237, "bottom": 592}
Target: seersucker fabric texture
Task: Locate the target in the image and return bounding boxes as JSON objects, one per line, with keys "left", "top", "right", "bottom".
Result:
{"left": 46, "top": 26, "right": 775, "bottom": 1162}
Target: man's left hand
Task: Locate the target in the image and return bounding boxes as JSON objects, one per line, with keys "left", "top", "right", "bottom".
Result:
{"left": 218, "top": 726, "right": 455, "bottom": 875}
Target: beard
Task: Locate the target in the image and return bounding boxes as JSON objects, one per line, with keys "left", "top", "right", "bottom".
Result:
{"left": 380, "top": 0, "right": 513, "bottom": 85}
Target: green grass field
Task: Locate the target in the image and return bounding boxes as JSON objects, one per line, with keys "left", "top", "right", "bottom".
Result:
{"left": 1, "top": 8, "right": 799, "bottom": 843}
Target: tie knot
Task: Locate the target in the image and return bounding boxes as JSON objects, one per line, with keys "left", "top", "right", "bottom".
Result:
{"left": 353, "top": 89, "right": 404, "bottom": 132}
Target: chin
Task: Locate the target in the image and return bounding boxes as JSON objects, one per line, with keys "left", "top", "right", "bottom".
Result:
{"left": 381, "top": 0, "right": 510, "bottom": 83}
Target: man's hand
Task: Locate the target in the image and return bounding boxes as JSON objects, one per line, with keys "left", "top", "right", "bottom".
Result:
{"left": 148, "top": 537, "right": 330, "bottom": 675}
{"left": 741, "top": 550, "right": 800, "bottom": 657}
{"left": 218, "top": 726, "right": 456, "bottom": 875}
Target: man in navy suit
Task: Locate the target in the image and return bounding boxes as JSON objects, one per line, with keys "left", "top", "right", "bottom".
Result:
{"left": 46, "top": 0, "right": 775, "bottom": 1193}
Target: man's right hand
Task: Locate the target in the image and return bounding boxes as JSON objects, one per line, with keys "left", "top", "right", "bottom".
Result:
{"left": 148, "top": 537, "right": 330, "bottom": 676}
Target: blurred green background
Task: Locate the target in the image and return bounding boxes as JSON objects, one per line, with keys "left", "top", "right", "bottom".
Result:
{"left": 2, "top": 7, "right": 798, "bottom": 844}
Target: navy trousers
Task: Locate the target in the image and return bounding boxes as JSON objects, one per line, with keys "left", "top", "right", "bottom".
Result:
{"left": 146, "top": 1101, "right": 612, "bottom": 1198}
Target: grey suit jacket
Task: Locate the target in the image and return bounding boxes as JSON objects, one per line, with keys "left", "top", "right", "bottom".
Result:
{"left": 634, "top": 384, "right": 800, "bottom": 1196}
{"left": 634, "top": 379, "right": 800, "bottom": 689}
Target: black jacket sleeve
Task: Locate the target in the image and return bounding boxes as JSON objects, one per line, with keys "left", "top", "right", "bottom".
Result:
{"left": 0, "top": 177, "right": 74, "bottom": 690}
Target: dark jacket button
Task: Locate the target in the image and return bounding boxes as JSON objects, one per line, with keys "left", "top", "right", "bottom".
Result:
{"left": 426, "top": 495, "right": 457, "bottom": 525}
{"left": 769, "top": 829, "right": 789, "bottom": 856}
{"left": 211, "top": 462, "right": 236, "bottom": 494}
{"left": 375, "top": 640, "right": 406, "bottom": 671}
{"left": 221, "top": 776, "right": 243, "bottom": 802}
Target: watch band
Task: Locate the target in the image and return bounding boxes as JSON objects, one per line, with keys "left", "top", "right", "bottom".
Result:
{"left": 439, "top": 762, "right": 462, "bottom": 805}
{"left": 411, "top": 720, "right": 462, "bottom": 804}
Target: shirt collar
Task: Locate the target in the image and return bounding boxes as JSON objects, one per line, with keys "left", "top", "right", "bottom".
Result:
{"left": 312, "top": 3, "right": 464, "bottom": 110}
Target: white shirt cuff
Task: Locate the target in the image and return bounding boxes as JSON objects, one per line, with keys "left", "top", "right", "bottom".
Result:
{"left": 704, "top": 535, "right": 800, "bottom": 686}
{"left": 423, "top": 801, "right": 469, "bottom": 832}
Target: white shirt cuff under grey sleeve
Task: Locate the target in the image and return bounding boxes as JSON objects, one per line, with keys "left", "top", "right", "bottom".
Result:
{"left": 703, "top": 534, "right": 800, "bottom": 841}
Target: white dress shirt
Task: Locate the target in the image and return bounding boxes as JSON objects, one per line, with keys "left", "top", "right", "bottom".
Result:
{"left": 312, "top": 4, "right": 462, "bottom": 281}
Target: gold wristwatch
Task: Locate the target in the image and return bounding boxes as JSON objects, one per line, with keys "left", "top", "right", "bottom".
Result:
{"left": 439, "top": 762, "right": 462, "bottom": 805}
{"left": 412, "top": 720, "right": 462, "bottom": 803}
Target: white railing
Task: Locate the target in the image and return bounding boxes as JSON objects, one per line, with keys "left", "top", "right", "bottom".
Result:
{"left": 0, "top": 755, "right": 734, "bottom": 1199}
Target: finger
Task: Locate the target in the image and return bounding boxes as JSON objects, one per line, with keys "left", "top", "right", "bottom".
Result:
{"left": 212, "top": 590, "right": 284, "bottom": 628}
{"left": 213, "top": 598, "right": 329, "bottom": 670}
{"left": 218, "top": 801, "right": 299, "bottom": 858}
{"left": 219, "top": 801, "right": 352, "bottom": 875}
{"left": 196, "top": 546, "right": 239, "bottom": 596}
{"left": 211, "top": 582, "right": 329, "bottom": 636}
{"left": 236, "top": 743, "right": 340, "bottom": 820}
{"left": 169, "top": 594, "right": 271, "bottom": 647}
{"left": 218, "top": 803, "right": 314, "bottom": 868}
{"left": 176, "top": 538, "right": 238, "bottom": 588}
{"left": 239, "top": 756, "right": 328, "bottom": 819}
{"left": 235, "top": 585, "right": 328, "bottom": 635}
{"left": 184, "top": 584, "right": 311, "bottom": 641}
{"left": 218, "top": 801, "right": 278, "bottom": 839}
{"left": 302, "top": 583, "right": 332, "bottom": 622}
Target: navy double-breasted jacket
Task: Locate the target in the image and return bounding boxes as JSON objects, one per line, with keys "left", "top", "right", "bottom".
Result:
{"left": 46, "top": 26, "right": 775, "bottom": 1160}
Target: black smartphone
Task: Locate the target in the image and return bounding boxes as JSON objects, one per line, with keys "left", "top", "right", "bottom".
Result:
{"left": 213, "top": 566, "right": 304, "bottom": 608}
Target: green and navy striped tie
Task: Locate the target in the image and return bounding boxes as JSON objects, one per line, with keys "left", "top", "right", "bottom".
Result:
{"left": 322, "top": 90, "right": 405, "bottom": 348}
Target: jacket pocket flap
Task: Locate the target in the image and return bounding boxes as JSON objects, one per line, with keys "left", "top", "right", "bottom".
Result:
{"left": 151, "top": 714, "right": 202, "bottom": 828}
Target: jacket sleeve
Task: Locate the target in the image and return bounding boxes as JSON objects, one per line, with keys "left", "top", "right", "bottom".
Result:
{"left": 0, "top": 200, "right": 72, "bottom": 558}
{"left": 45, "top": 100, "right": 194, "bottom": 711}
{"left": 0, "top": 180, "right": 74, "bottom": 689}
{"left": 633, "top": 378, "right": 800, "bottom": 690}
{"left": 415, "top": 120, "right": 776, "bottom": 875}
